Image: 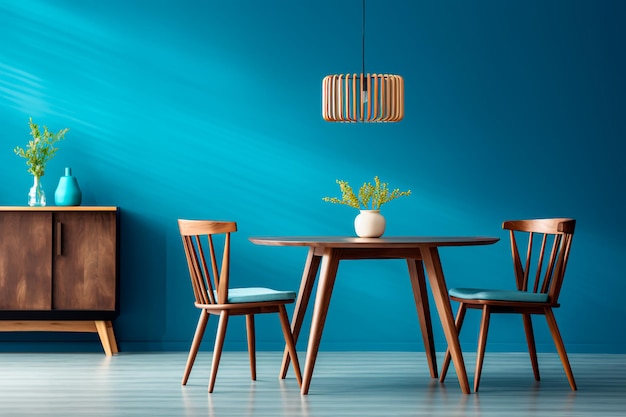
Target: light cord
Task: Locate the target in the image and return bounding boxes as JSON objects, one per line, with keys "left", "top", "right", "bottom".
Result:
{"left": 362, "top": 0, "right": 366, "bottom": 77}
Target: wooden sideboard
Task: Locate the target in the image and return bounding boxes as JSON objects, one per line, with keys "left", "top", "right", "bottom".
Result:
{"left": 0, "top": 206, "right": 119, "bottom": 355}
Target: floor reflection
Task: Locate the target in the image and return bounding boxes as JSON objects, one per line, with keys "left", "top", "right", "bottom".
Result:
{"left": 0, "top": 351, "right": 623, "bottom": 417}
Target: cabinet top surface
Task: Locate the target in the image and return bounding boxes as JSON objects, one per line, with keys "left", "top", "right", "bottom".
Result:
{"left": 0, "top": 206, "right": 118, "bottom": 212}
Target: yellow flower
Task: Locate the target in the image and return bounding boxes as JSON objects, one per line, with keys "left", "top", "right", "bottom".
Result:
{"left": 323, "top": 176, "right": 411, "bottom": 210}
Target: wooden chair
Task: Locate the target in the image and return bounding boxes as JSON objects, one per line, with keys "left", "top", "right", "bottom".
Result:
{"left": 178, "top": 219, "right": 302, "bottom": 392}
{"left": 440, "top": 218, "right": 577, "bottom": 392}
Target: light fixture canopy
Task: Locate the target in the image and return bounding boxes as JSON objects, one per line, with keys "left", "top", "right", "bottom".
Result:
{"left": 322, "top": 1, "right": 404, "bottom": 123}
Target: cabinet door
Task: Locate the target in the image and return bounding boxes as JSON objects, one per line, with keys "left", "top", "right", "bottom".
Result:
{"left": 0, "top": 212, "right": 52, "bottom": 310}
{"left": 53, "top": 211, "right": 117, "bottom": 311}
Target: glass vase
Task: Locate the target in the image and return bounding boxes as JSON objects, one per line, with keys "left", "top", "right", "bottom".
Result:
{"left": 28, "top": 175, "right": 46, "bottom": 207}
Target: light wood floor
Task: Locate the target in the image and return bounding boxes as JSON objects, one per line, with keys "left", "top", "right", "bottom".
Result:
{"left": 0, "top": 351, "right": 624, "bottom": 416}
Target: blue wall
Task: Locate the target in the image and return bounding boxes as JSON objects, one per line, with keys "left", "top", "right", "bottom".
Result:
{"left": 0, "top": 0, "right": 624, "bottom": 354}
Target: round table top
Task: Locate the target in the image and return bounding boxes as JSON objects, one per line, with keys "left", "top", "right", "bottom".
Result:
{"left": 248, "top": 236, "right": 500, "bottom": 248}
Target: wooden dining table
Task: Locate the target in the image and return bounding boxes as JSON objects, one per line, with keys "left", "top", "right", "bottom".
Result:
{"left": 248, "top": 236, "right": 499, "bottom": 395}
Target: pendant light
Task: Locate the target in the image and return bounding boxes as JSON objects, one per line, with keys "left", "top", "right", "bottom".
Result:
{"left": 322, "top": 0, "right": 404, "bottom": 123}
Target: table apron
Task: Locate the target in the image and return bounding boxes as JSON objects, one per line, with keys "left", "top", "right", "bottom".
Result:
{"left": 312, "top": 246, "right": 424, "bottom": 260}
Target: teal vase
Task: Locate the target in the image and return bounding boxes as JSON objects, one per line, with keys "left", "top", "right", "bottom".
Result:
{"left": 54, "top": 167, "right": 82, "bottom": 206}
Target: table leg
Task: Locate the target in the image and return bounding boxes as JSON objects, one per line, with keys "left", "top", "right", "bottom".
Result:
{"left": 406, "top": 259, "right": 438, "bottom": 378}
{"left": 280, "top": 247, "right": 321, "bottom": 379}
{"left": 301, "top": 248, "right": 340, "bottom": 395}
{"left": 420, "top": 246, "right": 471, "bottom": 394}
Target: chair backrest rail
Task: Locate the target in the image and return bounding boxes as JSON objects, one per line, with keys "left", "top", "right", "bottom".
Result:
{"left": 198, "top": 235, "right": 215, "bottom": 304}
{"left": 540, "top": 233, "right": 559, "bottom": 294}
{"left": 550, "top": 233, "right": 573, "bottom": 302}
{"left": 217, "top": 233, "right": 230, "bottom": 304}
{"left": 204, "top": 236, "right": 216, "bottom": 301}
{"left": 532, "top": 233, "right": 546, "bottom": 293}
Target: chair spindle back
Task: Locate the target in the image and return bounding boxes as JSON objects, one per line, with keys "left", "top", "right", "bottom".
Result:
{"left": 178, "top": 220, "right": 238, "bottom": 306}
{"left": 503, "top": 218, "right": 575, "bottom": 304}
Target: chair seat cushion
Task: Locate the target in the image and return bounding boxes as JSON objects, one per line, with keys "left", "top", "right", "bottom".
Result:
{"left": 448, "top": 287, "right": 549, "bottom": 303}
{"left": 214, "top": 288, "right": 296, "bottom": 304}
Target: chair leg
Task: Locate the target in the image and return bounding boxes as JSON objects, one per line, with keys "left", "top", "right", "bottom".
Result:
{"left": 278, "top": 305, "right": 303, "bottom": 387}
{"left": 544, "top": 308, "right": 577, "bottom": 391}
{"left": 522, "top": 313, "right": 540, "bottom": 381}
{"left": 440, "top": 302, "right": 467, "bottom": 383}
{"left": 209, "top": 311, "right": 229, "bottom": 393}
{"left": 182, "top": 309, "right": 209, "bottom": 385}
{"left": 246, "top": 314, "right": 256, "bottom": 381}
{"left": 474, "top": 305, "right": 491, "bottom": 392}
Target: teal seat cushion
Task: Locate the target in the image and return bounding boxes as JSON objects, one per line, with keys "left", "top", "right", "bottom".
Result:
{"left": 213, "top": 288, "right": 296, "bottom": 304}
{"left": 449, "top": 287, "right": 549, "bottom": 303}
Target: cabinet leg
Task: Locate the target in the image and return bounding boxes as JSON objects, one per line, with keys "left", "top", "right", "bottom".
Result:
{"left": 95, "top": 320, "right": 118, "bottom": 356}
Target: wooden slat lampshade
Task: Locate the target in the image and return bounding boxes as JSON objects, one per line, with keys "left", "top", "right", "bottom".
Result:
{"left": 322, "top": 73, "right": 404, "bottom": 122}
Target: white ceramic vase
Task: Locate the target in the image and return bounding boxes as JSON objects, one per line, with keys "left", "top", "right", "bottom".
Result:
{"left": 354, "top": 209, "right": 386, "bottom": 238}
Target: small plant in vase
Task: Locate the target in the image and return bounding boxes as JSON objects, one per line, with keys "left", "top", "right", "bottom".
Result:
{"left": 14, "top": 117, "right": 69, "bottom": 206}
{"left": 322, "top": 176, "right": 411, "bottom": 237}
